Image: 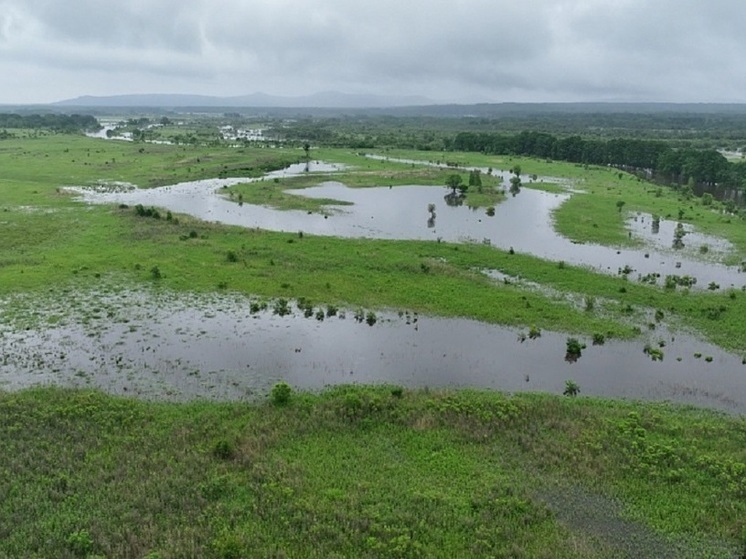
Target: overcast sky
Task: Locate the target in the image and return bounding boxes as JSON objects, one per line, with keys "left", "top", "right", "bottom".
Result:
{"left": 1, "top": 0, "right": 745, "bottom": 105}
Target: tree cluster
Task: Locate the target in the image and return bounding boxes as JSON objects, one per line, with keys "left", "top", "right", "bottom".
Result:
{"left": 0, "top": 113, "right": 100, "bottom": 133}
{"left": 452, "top": 130, "right": 746, "bottom": 189}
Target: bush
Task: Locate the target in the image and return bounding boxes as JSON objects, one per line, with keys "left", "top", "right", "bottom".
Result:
{"left": 211, "top": 530, "right": 244, "bottom": 559}
{"left": 271, "top": 381, "right": 293, "bottom": 406}
{"left": 66, "top": 529, "right": 94, "bottom": 556}
{"left": 565, "top": 338, "right": 585, "bottom": 362}
{"left": 226, "top": 250, "right": 238, "bottom": 263}
{"left": 273, "top": 298, "right": 291, "bottom": 316}
{"left": 563, "top": 380, "right": 580, "bottom": 397}
{"left": 365, "top": 311, "right": 378, "bottom": 326}
{"left": 212, "top": 439, "right": 236, "bottom": 460}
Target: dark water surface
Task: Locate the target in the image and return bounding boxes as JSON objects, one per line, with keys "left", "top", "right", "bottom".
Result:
{"left": 1, "top": 289, "right": 743, "bottom": 412}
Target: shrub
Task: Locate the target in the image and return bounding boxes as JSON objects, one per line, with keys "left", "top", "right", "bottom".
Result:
{"left": 365, "top": 311, "right": 378, "bottom": 326}
{"left": 592, "top": 333, "right": 606, "bottom": 345}
{"left": 212, "top": 439, "right": 235, "bottom": 460}
{"left": 273, "top": 298, "right": 291, "bottom": 316}
{"left": 563, "top": 380, "right": 580, "bottom": 397}
{"left": 211, "top": 530, "right": 244, "bottom": 559}
{"left": 150, "top": 266, "right": 162, "bottom": 280}
{"left": 271, "top": 381, "right": 293, "bottom": 406}
{"left": 565, "top": 338, "right": 585, "bottom": 361}
{"left": 226, "top": 250, "right": 238, "bottom": 263}
{"left": 643, "top": 344, "right": 664, "bottom": 361}
{"left": 66, "top": 529, "right": 94, "bottom": 556}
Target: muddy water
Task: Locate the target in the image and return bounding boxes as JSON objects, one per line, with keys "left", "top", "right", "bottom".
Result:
{"left": 1, "top": 289, "right": 743, "bottom": 412}
{"left": 65, "top": 162, "right": 745, "bottom": 290}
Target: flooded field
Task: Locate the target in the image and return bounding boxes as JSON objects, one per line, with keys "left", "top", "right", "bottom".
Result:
{"left": 1, "top": 287, "right": 743, "bottom": 412}
{"left": 66, "top": 162, "right": 746, "bottom": 289}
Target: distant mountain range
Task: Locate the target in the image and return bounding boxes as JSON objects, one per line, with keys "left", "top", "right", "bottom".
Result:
{"left": 53, "top": 91, "right": 436, "bottom": 109}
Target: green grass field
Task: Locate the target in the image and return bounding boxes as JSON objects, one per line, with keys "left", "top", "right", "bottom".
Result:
{"left": 0, "top": 386, "right": 743, "bottom": 558}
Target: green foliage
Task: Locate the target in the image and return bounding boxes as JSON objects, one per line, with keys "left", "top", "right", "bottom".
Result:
{"left": 211, "top": 530, "right": 245, "bottom": 559}
{"left": 445, "top": 173, "right": 463, "bottom": 193}
{"left": 66, "top": 529, "right": 94, "bottom": 556}
{"left": 565, "top": 337, "right": 585, "bottom": 361}
{"left": 270, "top": 381, "right": 293, "bottom": 406}
{"left": 643, "top": 344, "right": 665, "bottom": 361}
{"left": 212, "top": 438, "right": 236, "bottom": 460}
{"left": 272, "top": 298, "right": 291, "bottom": 316}
{"left": 563, "top": 379, "right": 580, "bottom": 397}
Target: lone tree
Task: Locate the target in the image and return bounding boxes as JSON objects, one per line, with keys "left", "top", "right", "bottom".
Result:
{"left": 445, "top": 173, "right": 465, "bottom": 195}
{"left": 509, "top": 175, "right": 522, "bottom": 197}
{"left": 303, "top": 142, "right": 311, "bottom": 160}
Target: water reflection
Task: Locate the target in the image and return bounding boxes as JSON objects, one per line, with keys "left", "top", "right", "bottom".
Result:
{"left": 1, "top": 290, "right": 743, "bottom": 412}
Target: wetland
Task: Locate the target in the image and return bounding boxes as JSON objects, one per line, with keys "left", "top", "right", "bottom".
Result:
{"left": 4, "top": 114, "right": 746, "bottom": 558}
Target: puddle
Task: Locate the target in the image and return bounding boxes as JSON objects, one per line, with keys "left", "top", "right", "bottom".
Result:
{"left": 627, "top": 212, "right": 733, "bottom": 256}
{"left": 1, "top": 288, "right": 743, "bottom": 412}
{"left": 67, "top": 169, "right": 745, "bottom": 290}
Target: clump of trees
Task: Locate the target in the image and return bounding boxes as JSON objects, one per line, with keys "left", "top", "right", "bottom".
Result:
{"left": 0, "top": 113, "right": 99, "bottom": 133}
{"left": 452, "top": 130, "right": 746, "bottom": 190}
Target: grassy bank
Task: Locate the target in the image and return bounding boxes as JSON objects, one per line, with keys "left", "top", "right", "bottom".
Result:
{"left": 0, "top": 386, "right": 743, "bottom": 558}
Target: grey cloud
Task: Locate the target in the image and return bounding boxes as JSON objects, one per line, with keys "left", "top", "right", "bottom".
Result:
{"left": 1, "top": 0, "right": 746, "bottom": 103}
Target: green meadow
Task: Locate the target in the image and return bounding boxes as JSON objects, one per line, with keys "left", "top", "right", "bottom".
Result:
{"left": 0, "top": 386, "right": 743, "bottom": 558}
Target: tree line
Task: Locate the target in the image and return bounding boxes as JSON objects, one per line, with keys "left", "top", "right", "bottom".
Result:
{"left": 452, "top": 130, "right": 746, "bottom": 189}
{"left": 0, "top": 113, "right": 100, "bottom": 133}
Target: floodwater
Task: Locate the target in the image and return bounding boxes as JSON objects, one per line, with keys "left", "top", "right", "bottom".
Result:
{"left": 1, "top": 288, "right": 743, "bottom": 412}
{"left": 66, "top": 161, "right": 746, "bottom": 289}
{"left": 31, "top": 160, "right": 746, "bottom": 411}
